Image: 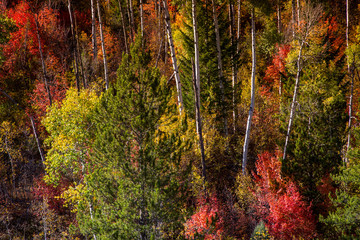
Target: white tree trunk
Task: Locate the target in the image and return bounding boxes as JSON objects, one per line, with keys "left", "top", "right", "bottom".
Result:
{"left": 283, "top": 41, "right": 304, "bottom": 161}
{"left": 91, "top": 0, "right": 97, "bottom": 59}
{"left": 163, "top": 0, "right": 184, "bottom": 115}
{"left": 118, "top": 0, "right": 129, "bottom": 54}
{"left": 68, "top": 0, "right": 81, "bottom": 92}
{"left": 140, "top": 0, "right": 144, "bottom": 38}
{"left": 346, "top": 0, "right": 352, "bottom": 163}
{"left": 192, "top": 0, "right": 201, "bottom": 102}
{"left": 242, "top": 8, "right": 256, "bottom": 175}
{"left": 97, "top": 0, "right": 110, "bottom": 90}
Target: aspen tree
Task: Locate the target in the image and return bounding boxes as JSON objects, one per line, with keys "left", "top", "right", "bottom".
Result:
{"left": 163, "top": 0, "right": 184, "bottom": 115}
{"left": 242, "top": 7, "right": 256, "bottom": 175}
{"left": 67, "top": 0, "right": 81, "bottom": 92}
{"left": 283, "top": 2, "right": 322, "bottom": 161}
{"left": 96, "top": 0, "right": 109, "bottom": 90}
{"left": 117, "top": 0, "right": 129, "bottom": 54}
{"left": 91, "top": 0, "right": 97, "bottom": 59}
{"left": 346, "top": 0, "right": 353, "bottom": 163}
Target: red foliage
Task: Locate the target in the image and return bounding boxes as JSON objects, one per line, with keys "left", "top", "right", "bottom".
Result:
{"left": 264, "top": 44, "right": 290, "bottom": 86}
{"left": 254, "top": 152, "right": 317, "bottom": 239}
{"left": 185, "top": 195, "right": 225, "bottom": 239}
{"left": 30, "top": 77, "right": 68, "bottom": 119}
{"left": 32, "top": 175, "right": 71, "bottom": 215}
{"left": 2, "top": 1, "right": 38, "bottom": 72}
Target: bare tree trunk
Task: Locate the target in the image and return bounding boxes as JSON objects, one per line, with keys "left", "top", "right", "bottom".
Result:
{"left": 242, "top": 8, "right": 256, "bottom": 175}
{"left": 283, "top": 41, "right": 304, "bottom": 161}
{"left": 192, "top": 0, "right": 201, "bottom": 105}
{"left": 33, "top": 14, "right": 52, "bottom": 105}
{"left": 140, "top": 0, "right": 144, "bottom": 38}
{"left": 277, "top": 0, "right": 282, "bottom": 33}
{"left": 74, "top": 12, "right": 87, "bottom": 88}
{"left": 292, "top": 0, "right": 296, "bottom": 38}
{"left": 0, "top": 88, "right": 45, "bottom": 167}
{"left": 164, "top": 27, "right": 168, "bottom": 65}
{"left": 97, "top": 0, "right": 110, "bottom": 90}
{"left": 192, "top": 59, "right": 207, "bottom": 188}
{"left": 68, "top": 0, "right": 81, "bottom": 92}
{"left": 346, "top": 0, "right": 352, "bottom": 163}
{"left": 91, "top": 0, "right": 97, "bottom": 59}
{"left": 212, "top": 0, "right": 228, "bottom": 137}
{"left": 128, "top": 0, "right": 136, "bottom": 36}
{"left": 118, "top": 0, "right": 129, "bottom": 54}
{"left": 297, "top": 0, "right": 300, "bottom": 27}
{"left": 163, "top": 0, "right": 184, "bottom": 115}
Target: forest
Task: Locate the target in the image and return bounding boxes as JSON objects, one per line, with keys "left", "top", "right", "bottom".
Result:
{"left": 0, "top": 0, "right": 360, "bottom": 239}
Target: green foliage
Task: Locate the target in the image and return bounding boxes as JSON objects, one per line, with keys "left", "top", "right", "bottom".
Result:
{"left": 43, "top": 88, "right": 100, "bottom": 185}
{"left": 178, "top": 1, "right": 232, "bottom": 128}
{"left": 79, "top": 37, "right": 191, "bottom": 239}
{"left": 320, "top": 128, "right": 360, "bottom": 239}
{"left": 280, "top": 19, "right": 347, "bottom": 210}
{"left": 250, "top": 221, "right": 271, "bottom": 240}
{"left": 0, "top": 14, "right": 16, "bottom": 65}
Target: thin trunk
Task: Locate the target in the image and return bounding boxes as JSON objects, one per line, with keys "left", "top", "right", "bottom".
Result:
{"left": 33, "top": 14, "right": 52, "bottom": 105}
{"left": 140, "top": 0, "right": 144, "bottom": 38}
{"left": 129, "top": 0, "right": 136, "bottom": 36}
{"left": 297, "top": 0, "right": 300, "bottom": 27}
{"left": 292, "top": 0, "right": 296, "bottom": 38}
{"left": 192, "top": 59, "right": 207, "bottom": 188}
{"left": 212, "top": 0, "right": 228, "bottom": 137}
{"left": 346, "top": 0, "right": 352, "bottom": 163}
{"left": 237, "top": 0, "right": 241, "bottom": 47}
{"left": 126, "top": 0, "right": 134, "bottom": 41}
{"left": 230, "top": 1, "right": 238, "bottom": 133}
{"left": 277, "top": 0, "right": 282, "bottom": 33}
{"left": 163, "top": 0, "right": 184, "bottom": 115}
{"left": 0, "top": 88, "right": 45, "bottom": 166}
{"left": 164, "top": 27, "right": 168, "bottom": 65}
{"left": 68, "top": 0, "right": 81, "bottom": 92}
{"left": 242, "top": 8, "right": 256, "bottom": 175}
{"left": 155, "top": 36, "right": 163, "bottom": 67}
{"left": 30, "top": 116, "right": 46, "bottom": 167}
{"left": 42, "top": 199, "right": 48, "bottom": 240}
{"left": 74, "top": 10, "right": 87, "bottom": 88}
{"left": 97, "top": 0, "right": 110, "bottom": 90}
{"left": 118, "top": 0, "right": 129, "bottom": 54}
{"left": 192, "top": 0, "right": 201, "bottom": 103}
{"left": 283, "top": 41, "right": 304, "bottom": 161}
{"left": 91, "top": 0, "right": 97, "bottom": 59}
{"left": 235, "top": 0, "right": 241, "bottom": 131}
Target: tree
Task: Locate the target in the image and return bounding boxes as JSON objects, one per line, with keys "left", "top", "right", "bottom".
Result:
{"left": 163, "top": 0, "right": 184, "bottom": 115}
{"left": 320, "top": 126, "right": 360, "bottom": 238}
{"left": 97, "top": 0, "right": 109, "bottom": 90}
{"left": 80, "top": 37, "right": 190, "bottom": 239}
{"left": 280, "top": 9, "right": 347, "bottom": 215}
{"left": 242, "top": 6, "right": 256, "bottom": 175}
{"left": 283, "top": 1, "right": 323, "bottom": 161}
{"left": 254, "top": 152, "right": 317, "bottom": 239}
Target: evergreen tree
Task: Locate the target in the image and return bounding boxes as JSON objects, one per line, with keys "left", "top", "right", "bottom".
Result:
{"left": 178, "top": 0, "right": 232, "bottom": 132}
{"left": 320, "top": 126, "right": 360, "bottom": 239}
{"left": 79, "top": 37, "right": 191, "bottom": 239}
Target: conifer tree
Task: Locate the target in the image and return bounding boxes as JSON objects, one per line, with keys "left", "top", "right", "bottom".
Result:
{"left": 81, "top": 37, "right": 190, "bottom": 239}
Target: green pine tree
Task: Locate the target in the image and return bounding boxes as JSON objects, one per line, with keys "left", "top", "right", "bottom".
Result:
{"left": 78, "top": 37, "right": 191, "bottom": 239}
{"left": 320, "top": 126, "right": 360, "bottom": 239}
